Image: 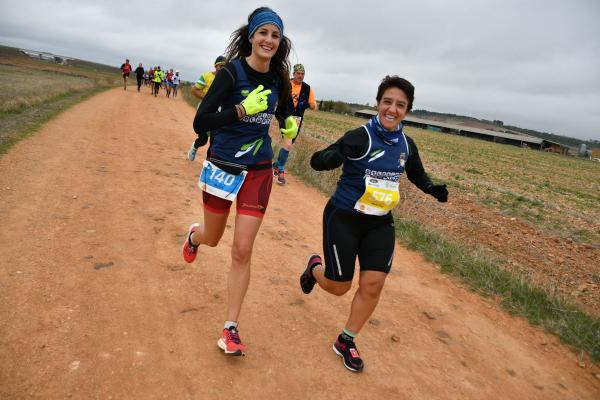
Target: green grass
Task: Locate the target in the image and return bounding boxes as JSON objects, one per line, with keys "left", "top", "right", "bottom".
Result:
{"left": 394, "top": 218, "right": 600, "bottom": 361}
{"left": 279, "top": 111, "right": 600, "bottom": 362}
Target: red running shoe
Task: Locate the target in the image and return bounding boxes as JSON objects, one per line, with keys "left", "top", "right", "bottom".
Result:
{"left": 217, "top": 327, "right": 246, "bottom": 356}
{"left": 182, "top": 223, "right": 200, "bottom": 263}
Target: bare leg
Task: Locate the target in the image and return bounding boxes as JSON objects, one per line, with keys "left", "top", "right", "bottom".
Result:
{"left": 190, "top": 208, "right": 229, "bottom": 247}
{"left": 226, "top": 213, "right": 264, "bottom": 322}
{"left": 282, "top": 137, "right": 293, "bottom": 151}
{"left": 345, "top": 271, "right": 387, "bottom": 333}
{"left": 312, "top": 264, "right": 352, "bottom": 296}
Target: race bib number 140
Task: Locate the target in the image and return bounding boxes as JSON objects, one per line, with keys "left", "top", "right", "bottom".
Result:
{"left": 198, "top": 160, "right": 247, "bottom": 201}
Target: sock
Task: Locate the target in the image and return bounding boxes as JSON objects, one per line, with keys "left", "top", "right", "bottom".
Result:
{"left": 277, "top": 148, "right": 289, "bottom": 171}
{"left": 310, "top": 260, "right": 322, "bottom": 275}
{"left": 224, "top": 321, "right": 238, "bottom": 330}
{"left": 341, "top": 328, "right": 358, "bottom": 343}
{"left": 188, "top": 230, "right": 199, "bottom": 247}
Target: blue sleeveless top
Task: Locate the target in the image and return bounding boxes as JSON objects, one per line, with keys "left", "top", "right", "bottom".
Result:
{"left": 210, "top": 59, "right": 280, "bottom": 166}
{"left": 331, "top": 117, "right": 410, "bottom": 213}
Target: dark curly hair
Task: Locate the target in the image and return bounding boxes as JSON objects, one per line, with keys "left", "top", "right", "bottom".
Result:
{"left": 224, "top": 7, "right": 292, "bottom": 107}
{"left": 376, "top": 76, "right": 415, "bottom": 111}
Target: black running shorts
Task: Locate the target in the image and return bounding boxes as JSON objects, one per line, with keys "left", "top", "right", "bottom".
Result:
{"left": 322, "top": 200, "right": 395, "bottom": 282}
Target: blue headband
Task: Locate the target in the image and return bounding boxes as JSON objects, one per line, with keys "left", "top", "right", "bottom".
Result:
{"left": 248, "top": 9, "right": 284, "bottom": 38}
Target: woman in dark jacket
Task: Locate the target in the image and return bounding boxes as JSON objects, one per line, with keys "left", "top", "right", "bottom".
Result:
{"left": 300, "top": 76, "right": 448, "bottom": 372}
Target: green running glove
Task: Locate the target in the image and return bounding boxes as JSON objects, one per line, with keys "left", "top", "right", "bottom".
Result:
{"left": 241, "top": 85, "right": 271, "bottom": 116}
{"left": 280, "top": 116, "right": 299, "bottom": 140}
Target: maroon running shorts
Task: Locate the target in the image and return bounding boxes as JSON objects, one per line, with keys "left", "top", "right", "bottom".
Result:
{"left": 202, "top": 168, "right": 273, "bottom": 218}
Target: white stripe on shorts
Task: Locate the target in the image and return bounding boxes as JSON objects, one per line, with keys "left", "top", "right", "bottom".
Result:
{"left": 333, "top": 244, "right": 342, "bottom": 277}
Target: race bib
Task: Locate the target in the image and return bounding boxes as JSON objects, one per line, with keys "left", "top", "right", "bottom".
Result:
{"left": 198, "top": 160, "right": 247, "bottom": 201}
{"left": 354, "top": 176, "right": 400, "bottom": 216}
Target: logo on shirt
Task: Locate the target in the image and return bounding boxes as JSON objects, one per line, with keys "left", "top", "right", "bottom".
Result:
{"left": 368, "top": 149, "right": 385, "bottom": 162}
{"left": 241, "top": 89, "right": 250, "bottom": 97}
{"left": 235, "top": 138, "right": 264, "bottom": 158}
{"left": 400, "top": 152, "right": 406, "bottom": 167}
{"left": 241, "top": 112, "right": 273, "bottom": 125}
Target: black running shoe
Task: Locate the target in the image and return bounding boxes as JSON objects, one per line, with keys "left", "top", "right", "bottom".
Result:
{"left": 300, "top": 254, "right": 321, "bottom": 294}
{"left": 333, "top": 336, "right": 364, "bottom": 372}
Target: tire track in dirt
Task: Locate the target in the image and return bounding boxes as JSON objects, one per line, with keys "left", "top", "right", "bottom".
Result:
{"left": 0, "top": 88, "right": 598, "bottom": 399}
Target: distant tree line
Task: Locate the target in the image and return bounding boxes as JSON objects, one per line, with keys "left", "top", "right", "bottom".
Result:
{"left": 318, "top": 99, "right": 353, "bottom": 114}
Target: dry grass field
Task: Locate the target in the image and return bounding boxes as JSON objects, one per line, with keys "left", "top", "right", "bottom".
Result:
{"left": 0, "top": 65, "right": 96, "bottom": 113}
{"left": 0, "top": 44, "right": 120, "bottom": 153}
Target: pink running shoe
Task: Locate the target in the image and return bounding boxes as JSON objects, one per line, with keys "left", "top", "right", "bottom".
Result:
{"left": 217, "top": 327, "right": 246, "bottom": 356}
{"left": 300, "top": 254, "right": 322, "bottom": 294}
{"left": 333, "top": 336, "right": 364, "bottom": 372}
{"left": 182, "top": 223, "right": 200, "bottom": 263}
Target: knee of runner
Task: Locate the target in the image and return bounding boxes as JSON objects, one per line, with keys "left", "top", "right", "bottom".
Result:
{"left": 358, "top": 278, "right": 386, "bottom": 298}
{"left": 231, "top": 242, "right": 253, "bottom": 264}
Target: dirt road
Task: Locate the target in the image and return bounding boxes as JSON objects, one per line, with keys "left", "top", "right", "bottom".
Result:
{"left": 1, "top": 88, "right": 598, "bottom": 399}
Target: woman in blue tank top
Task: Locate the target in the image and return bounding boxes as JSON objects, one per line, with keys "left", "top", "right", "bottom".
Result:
{"left": 300, "top": 76, "right": 449, "bottom": 372}
{"left": 181, "top": 7, "right": 298, "bottom": 357}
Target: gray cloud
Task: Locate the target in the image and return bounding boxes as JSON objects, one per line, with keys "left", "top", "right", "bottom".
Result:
{"left": 1, "top": 0, "right": 598, "bottom": 140}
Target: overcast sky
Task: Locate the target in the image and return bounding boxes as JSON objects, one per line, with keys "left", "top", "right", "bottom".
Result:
{"left": 1, "top": 0, "right": 599, "bottom": 140}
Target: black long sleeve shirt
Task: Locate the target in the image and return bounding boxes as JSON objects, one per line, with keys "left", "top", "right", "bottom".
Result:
{"left": 310, "top": 127, "right": 435, "bottom": 193}
{"left": 193, "top": 58, "right": 289, "bottom": 136}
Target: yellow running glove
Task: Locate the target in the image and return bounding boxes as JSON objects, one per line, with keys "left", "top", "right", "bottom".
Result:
{"left": 240, "top": 85, "right": 271, "bottom": 116}
{"left": 280, "top": 116, "right": 299, "bottom": 140}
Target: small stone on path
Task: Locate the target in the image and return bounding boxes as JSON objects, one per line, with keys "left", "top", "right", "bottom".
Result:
{"left": 94, "top": 261, "right": 114, "bottom": 270}
{"left": 436, "top": 330, "right": 452, "bottom": 344}
{"left": 423, "top": 311, "right": 437, "bottom": 320}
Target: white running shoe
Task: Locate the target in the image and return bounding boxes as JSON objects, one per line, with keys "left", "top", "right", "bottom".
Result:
{"left": 187, "top": 145, "right": 197, "bottom": 161}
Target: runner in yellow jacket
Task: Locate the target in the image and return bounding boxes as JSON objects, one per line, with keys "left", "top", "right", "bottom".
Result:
{"left": 152, "top": 66, "right": 165, "bottom": 97}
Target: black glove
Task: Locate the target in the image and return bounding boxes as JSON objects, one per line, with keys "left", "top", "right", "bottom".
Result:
{"left": 427, "top": 184, "right": 448, "bottom": 203}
